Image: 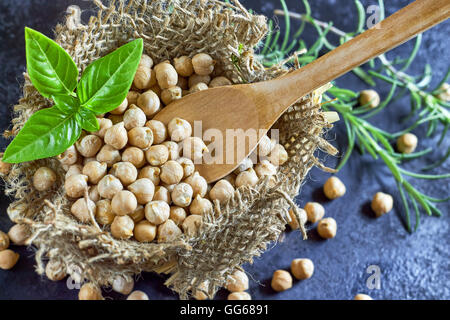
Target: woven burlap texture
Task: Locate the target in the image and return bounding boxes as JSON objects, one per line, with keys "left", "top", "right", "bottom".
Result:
{"left": 2, "top": 0, "right": 337, "bottom": 299}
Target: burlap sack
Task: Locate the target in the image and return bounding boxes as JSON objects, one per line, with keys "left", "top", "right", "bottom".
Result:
{"left": 2, "top": 0, "right": 337, "bottom": 299}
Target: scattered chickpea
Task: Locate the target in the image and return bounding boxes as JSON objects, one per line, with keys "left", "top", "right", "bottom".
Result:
{"left": 291, "top": 258, "right": 314, "bottom": 280}
{"left": 271, "top": 270, "right": 293, "bottom": 292}
{"left": 78, "top": 283, "right": 103, "bottom": 300}
{"left": 317, "top": 217, "right": 337, "bottom": 239}
{"left": 359, "top": 89, "right": 380, "bottom": 109}
{"left": 226, "top": 270, "right": 249, "bottom": 292}
{"left": 189, "top": 82, "right": 208, "bottom": 94}
{"left": 268, "top": 144, "right": 288, "bottom": 166}
{"left": 153, "top": 186, "right": 171, "bottom": 204}
{"left": 177, "top": 157, "right": 195, "bottom": 179}
{"left": 169, "top": 206, "right": 187, "bottom": 226}
{"left": 112, "top": 275, "right": 134, "bottom": 295}
{"left": 161, "top": 86, "right": 182, "bottom": 105}
{"left": 209, "top": 76, "right": 232, "bottom": 88}
{"left": 146, "top": 120, "right": 167, "bottom": 144}
{"left": 171, "top": 183, "right": 193, "bottom": 207}
{"left": 354, "top": 294, "right": 373, "bottom": 300}
{"left": 134, "top": 220, "right": 157, "bottom": 242}
{"left": 234, "top": 158, "right": 253, "bottom": 175}
{"left": 123, "top": 105, "right": 146, "bottom": 130}
{"left": 65, "top": 174, "right": 88, "bottom": 198}
{"left": 397, "top": 133, "right": 418, "bottom": 154}
{"left": 110, "top": 162, "right": 138, "bottom": 186}
{"left": 105, "top": 122, "right": 128, "bottom": 150}
{"left": 75, "top": 134, "right": 103, "bottom": 158}
{"left": 97, "top": 174, "right": 123, "bottom": 199}
{"left": 288, "top": 208, "right": 307, "bottom": 230}
{"left": 190, "top": 195, "right": 213, "bottom": 215}
{"left": 0, "top": 230, "right": 9, "bottom": 251}
{"left": 71, "top": 198, "right": 96, "bottom": 223}
{"left": 182, "top": 214, "right": 203, "bottom": 238}
{"left": 128, "top": 126, "right": 154, "bottom": 149}
{"left": 371, "top": 192, "right": 394, "bottom": 217}
{"left": 110, "top": 97, "right": 128, "bottom": 115}
{"left": 96, "top": 145, "right": 121, "bottom": 167}
{"left": 145, "top": 145, "right": 169, "bottom": 166}
{"left": 127, "top": 91, "right": 141, "bottom": 105}
{"left": 323, "top": 176, "right": 346, "bottom": 200}
{"left": 111, "top": 215, "right": 135, "bottom": 239}
{"left": 95, "top": 199, "right": 115, "bottom": 225}
{"left": 129, "top": 205, "right": 145, "bottom": 223}
{"left": 127, "top": 290, "right": 149, "bottom": 300}
{"left": 92, "top": 118, "right": 113, "bottom": 139}
{"left": 192, "top": 53, "right": 215, "bottom": 76}
{"left": 235, "top": 168, "right": 259, "bottom": 188}
{"left": 145, "top": 200, "right": 170, "bottom": 225}
{"left": 157, "top": 219, "right": 182, "bottom": 242}
{"left": 174, "top": 56, "right": 194, "bottom": 77}
{"left": 45, "top": 259, "right": 67, "bottom": 281}
{"left": 228, "top": 292, "right": 251, "bottom": 300}
{"left": 254, "top": 160, "right": 277, "bottom": 178}
{"left": 33, "top": 167, "right": 57, "bottom": 191}
{"left": 111, "top": 190, "right": 138, "bottom": 216}
{"left": 122, "top": 147, "right": 146, "bottom": 168}
{"left": 185, "top": 172, "right": 208, "bottom": 197}
{"left": 57, "top": 145, "right": 78, "bottom": 166}
{"left": 209, "top": 179, "right": 235, "bottom": 204}
{"left": 138, "top": 166, "right": 161, "bottom": 186}
{"left": 65, "top": 164, "right": 83, "bottom": 179}
{"left": 188, "top": 74, "right": 211, "bottom": 87}
{"left": 7, "top": 224, "right": 30, "bottom": 246}
{"left": 0, "top": 249, "right": 20, "bottom": 270}
{"left": 181, "top": 137, "right": 208, "bottom": 162}
{"left": 304, "top": 202, "right": 325, "bottom": 223}
{"left": 82, "top": 161, "right": 107, "bottom": 184}
{"left": 155, "top": 62, "right": 178, "bottom": 89}
{"left": 137, "top": 90, "right": 161, "bottom": 116}
{"left": 168, "top": 118, "right": 192, "bottom": 142}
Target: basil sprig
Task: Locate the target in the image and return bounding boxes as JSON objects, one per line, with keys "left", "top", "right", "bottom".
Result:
{"left": 2, "top": 28, "right": 143, "bottom": 163}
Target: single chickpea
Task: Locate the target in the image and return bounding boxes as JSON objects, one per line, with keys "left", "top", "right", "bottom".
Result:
{"left": 146, "top": 120, "right": 167, "bottom": 144}
{"left": 288, "top": 208, "right": 307, "bottom": 230}
{"left": 33, "top": 167, "right": 57, "bottom": 191}
{"left": 323, "top": 176, "right": 346, "bottom": 200}
{"left": 184, "top": 172, "right": 208, "bottom": 197}
{"left": 189, "top": 82, "right": 208, "bottom": 94}
{"left": 234, "top": 158, "right": 253, "bottom": 175}
{"left": 304, "top": 202, "right": 325, "bottom": 223}
{"left": 45, "top": 259, "right": 67, "bottom": 281}
{"left": 193, "top": 281, "right": 209, "bottom": 300}
{"left": 128, "top": 127, "right": 154, "bottom": 149}
{"left": 123, "top": 105, "right": 146, "bottom": 130}
{"left": 65, "top": 174, "right": 88, "bottom": 198}
{"left": 226, "top": 270, "right": 249, "bottom": 292}
{"left": 137, "top": 90, "right": 161, "bottom": 116}
{"left": 95, "top": 199, "right": 115, "bottom": 225}
{"left": 112, "top": 275, "right": 134, "bottom": 295}
{"left": 134, "top": 220, "right": 157, "bottom": 242}
{"left": 192, "top": 53, "right": 215, "bottom": 76}
{"left": 78, "top": 283, "right": 103, "bottom": 300}
{"left": 254, "top": 160, "right": 277, "bottom": 178}
{"left": 138, "top": 166, "right": 161, "bottom": 186}
{"left": 160, "top": 160, "right": 184, "bottom": 185}
{"left": 181, "top": 137, "right": 208, "bottom": 162}
{"left": 0, "top": 230, "right": 9, "bottom": 251}
{"left": 354, "top": 294, "right": 373, "bottom": 300}
{"left": 359, "top": 89, "right": 380, "bottom": 109}
{"left": 235, "top": 168, "right": 259, "bottom": 188}
{"left": 127, "top": 290, "right": 149, "bottom": 300}
{"left": 177, "top": 157, "right": 195, "bottom": 179}
{"left": 65, "top": 164, "right": 83, "bottom": 179}
{"left": 105, "top": 122, "right": 128, "bottom": 150}
{"left": 174, "top": 56, "right": 194, "bottom": 77}
{"left": 168, "top": 118, "right": 192, "bottom": 142}
{"left": 91, "top": 118, "right": 113, "bottom": 139}
{"left": 161, "top": 141, "right": 180, "bottom": 161}
{"left": 271, "top": 270, "right": 293, "bottom": 292}
{"left": 57, "top": 145, "right": 78, "bottom": 166}
{"left": 139, "top": 54, "right": 154, "bottom": 69}
{"left": 209, "top": 179, "right": 234, "bottom": 204}
{"left": 8, "top": 224, "right": 30, "bottom": 246}
{"left": 397, "top": 133, "right": 418, "bottom": 154}
{"left": 257, "top": 135, "right": 276, "bottom": 157}
{"left": 268, "top": 144, "right": 288, "bottom": 166}
{"left": 371, "top": 192, "right": 394, "bottom": 217}
{"left": 129, "top": 205, "right": 145, "bottom": 223}
{"left": 89, "top": 185, "right": 100, "bottom": 202}
{"left": 161, "top": 86, "right": 182, "bottom": 105}
{"left": 110, "top": 161, "right": 138, "bottom": 186}
{"left": 177, "top": 76, "right": 189, "bottom": 90}
{"left": 145, "top": 145, "right": 169, "bottom": 166}
{"left": 145, "top": 200, "right": 170, "bottom": 225}
{"left": 111, "top": 215, "right": 135, "bottom": 239}
{"left": 71, "top": 198, "right": 96, "bottom": 223}
{"left": 133, "top": 65, "right": 155, "bottom": 90}
{"left": 97, "top": 174, "right": 123, "bottom": 199}
{"left": 96, "top": 145, "right": 121, "bottom": 167}
{"left": 317, "top": 217, "right": 337, "bottom": 239}
{"left": 111, "top": 190, "right": 138, "bottom": 216}
{"left": 157, "top": 219, "right": 182, "bottom": 242}
{"left": 127, "top": 91, "right": 141, "bottom": 105}
{"left": 190, "top": 195, "right": 213, "bottom": 215}
{"left": 169, "top": 206, "right": 187, "bottom": 226}
{"left": 181, "top": 214, "right": 203, "bottom": 238}
{"left": 107, "top": 114, "right": 124, "bottom": 125}
{"left": 228, "top": 292, "right": 251, "bottom": 300}
{"left": 209, "top": 76, "right": 232, "bottom": 88}
{"left": 0, "top": 249, "right": 20, "bottom": 270}
{"left": 291, "top": 258, "right": 314, "bottom": 280}
{"left": 188, "top": 74, "right": 211, "bottom": 87}
{"left": 171, "top": 183, "right": 193, "bottom": 207}
{"left": 122, "top": 147, "right": 146, "bottom": 168}
{"left": 75, "top": 134, "right": 103, "bottom": 158}
{"left": 110, "top": 97, "right": 128, "bottom": 115}
{"left": 128, "top": 178, "right": 155, "bottom": 204}
{"left": 153, "top": 186, "right": 171, "bottom": 204}
{"left": 154, "top": 62, "right": 178, "bottom": 89}
{"left": 0, "top": 155, "right": 12, "bottom": 175}
{"left": 82, "top": 161, "right": 107, "bottom": 184}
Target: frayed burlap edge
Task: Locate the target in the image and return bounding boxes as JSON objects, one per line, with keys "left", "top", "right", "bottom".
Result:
{"left": 1, "top": 0, "right": 337, "bottom": 299}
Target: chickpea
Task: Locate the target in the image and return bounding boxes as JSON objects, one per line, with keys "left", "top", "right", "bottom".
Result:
{"left": 82, "top": 161, "right": 107, "bottom": 184}
{"left": 127, "top": 91, "right": 141, "bottom": 105}
{"left": 134, "top": 220, "right": 157, "bottom": 242}
{"left": 226, "top": 270, "right": 249, "bottom": 292}
{"left": 96, "top": 145, "right": 121, "bottom": 167}
{"left": 190, "top": 195, "right": 212, "bottom": 215}
{"left": 371, "top": 192, "right": 393, "bottom": 217}
{"left": 436, "top": 83, "right": 450, "bottom": 101}
{"left": 105, "top": 122, "right": 128, "bottom": 150}
{"left": 112, "top": 275, "right": 134, "bottom": 295}
{"left": 234, "top": 158, "right": 253, "bottom": 175}
{"left": 359, "top": 89, "right": 380, "bottom": 109}
{"left": 128, "top": 178, "right": 155, "bottom": 204}
{"left": 33, "top": 167, "right": 57, "bottom": 191}
{"left": 123, "top": 105, "right": 146, "bottom": 130}
{"left": 158, "top": 161, "right": 183, "bottom": 185}
{"left": 71, "top": 198, "right": 96, "bottom": 223}
{"left": 146, "top": 120, "right": 167, "bottom": 144}
{"left": 323, "top": 176, "right": 346, "bottom": 200}
{"left": 8, "top": 224, "right": 30, "bottom": 246}
{"left": 110, "top": 97, "right": 128, "bottom": 115}
{"left": 138, "top": 166, "right": 161, "bottom": 186}
{"left": 304, "top": 202, "right": 325, "bottom": 223}
{"left": 192, "top": 53, "right": 215, "bottom": 76}
{"left": 95, "top": 199, "right": 115, "bottom": 225}
{"left": 181, "top": 214, "right": 202, "bottom": 238}
{"left": 189, "top": 82, "right": 209, "bottom": 95}
{"left": 397, "top": 133, "right": 418, "bottom": 154}
{"left": 145, "top": 145, "right": 169, "bottom": 166}
{"left": 209, "top": 76, "right": 232, "bottom": 88}
{"left": 257, "top": 135, "right": 276, "bottom": 158}
{"left": 188, "top": 74, "right": 211, "bottom": 87}
{"left": 291, "top": 258, "right": 314, "bottom": 280}
{"left": 169, "top": 206, "right": 187, "bottom": 226}
{"left": 0, "top": 155, "right": 12, "bottom": 175}
{"left": 92, "top": 118, "right": 113, "bottom": 139}
{"left": 254, "top": 160, "right": 277, "bottom": 178}
{"left": 209, "top": 179, "right": 234, "bottom": 204}
{"left": 271, "top": 270, "right": 292, "bottom": 292}
{"left": 45, "top": 259, "right": 67, "bottom": 281}
{"left": 65, "top": 164, "right": 83, "bottom": 179}
{"left": 97, "top": 174, "right": 123, "bottom": 199}
{"left": 168, "top": 118, "right": 192, "bottom": 142}
{"left": 129, "top": 205, "right": 145, "bottom": 223}
{"left": 65, "top": 174, "right": 88, "bottom": 198}
{"left": 128, "top": 127, "right": 154, "bottom": 149}
{"left": 228, "top": 292, "right": 251, "bottom": 300}
{"left": 268, "top": 144, "right": 288, "bottom": 166}
{"left": 110, "top": 162, "right": 138, "bottom": 186}
{"left": 111, "top": 215, "right": 134, "bottom": 239}
{"left": 171, "top": 183, "right": 193, "bottom": 207}
{"left": 122, "top": 147, "right": 146, "bottom": 168}
{"left": 137, "top": 90, "right": 161, "bottom": 116}
{"left": 317, "top": 217, "right": 337, "bottom": 239}
{"left": 57, "top": 145, "right": 78, "bottom": 166}
{"left": 107, "top": 114, "right": 124, "bottom": 125}
{"left": 174, "top": 56, "right": 194, "bottom": 77}
{"left": 145, "top": 200, "right": 170, "bottom": 225}
{"left": 89, "top": 185, "right": 100, "bottom": 202}
{"left": 78, "top": 283, "right": 103, "bottom": 300}
{"left": 75, "top": 134, "right": 103, "bottom": 158}
{"left": 177, "top": 157, "right": 195, "bottom": 179}
{"left": 133, "top": 65, "right": 155, "bottom": 90}
{"left": 127, "top": 290, "right": 149, "bottom": 300}
{"left": 157, "top": 219, "right": 182, "bottom": 242}
{"left": 288, "top": 208, "right": 307, "bottom": 230}
{"left": 354, "top": 294, "right": 373, "bottom": 300}
{"left": 111, "top": 190, "right": 137, "bottom": 216}
{"left": 235, "top": 168, "right": 258, "bottom": 188}
{"left": 181, "top": 137, "right": 208, "bottom": 162}
{"left": 184, "top": 172, "right": 208, "bottom": 197}
{"left": 153, "top": 186, "right": 171, "bottom": 204}
{"left": 155, "top": 62, "right": 178, "bottom": 89}
{"left": 139, "top": 54, "right": 154, "bottom": 69}
{"left": 0, "top": 249, "right": 20, "bottom": 270}
{"left": 0, "top": 230, "right": 9, "bottom": 251}
{"left": 161, "top": 86, "right": 182, "bottom": 105}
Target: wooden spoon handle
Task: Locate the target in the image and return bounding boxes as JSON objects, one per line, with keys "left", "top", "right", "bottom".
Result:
{"left": 263, "top": 0, "right": 450, "bottom": 112}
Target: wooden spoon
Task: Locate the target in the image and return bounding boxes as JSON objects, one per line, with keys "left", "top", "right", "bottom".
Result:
{"left": 154, "top": 0, "right": 450, "bottom": 183}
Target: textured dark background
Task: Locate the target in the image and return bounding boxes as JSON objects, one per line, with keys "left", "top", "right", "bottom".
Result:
{"left": 0, "top": 0, "right": 448, "bottom": 300}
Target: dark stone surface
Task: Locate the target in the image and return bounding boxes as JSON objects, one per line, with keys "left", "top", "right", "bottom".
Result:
{"left": 0, "top": 0, "right": 448, "bottom": 300}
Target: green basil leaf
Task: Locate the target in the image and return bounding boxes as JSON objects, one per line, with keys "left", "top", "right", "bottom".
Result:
{"left": 2, "top": 107, "right": 81, "bottom": 163}
{"left": 76, "top": 108, "right": 100, "bottom": 132}
{"left": 52, "top": 94, "right": 80, "bottom": 114}
{"left": 25, "top": 27, "right": 78, "bottom": 98}
{"left": 77, "top": 38, "right": 143, "bottom": 114}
